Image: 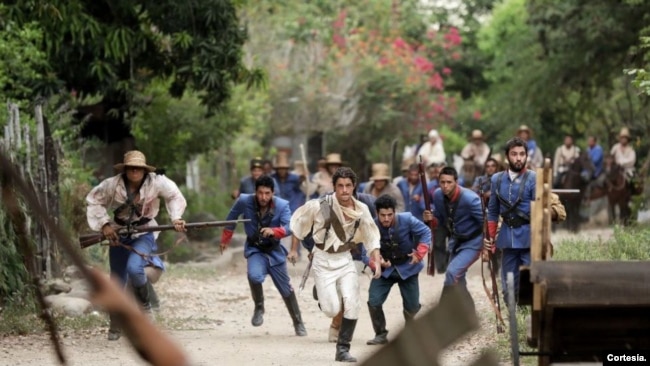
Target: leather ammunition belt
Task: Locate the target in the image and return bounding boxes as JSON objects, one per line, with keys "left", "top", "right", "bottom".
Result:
{"left": 315, "top": 242, "right": 354, "bottom": 254}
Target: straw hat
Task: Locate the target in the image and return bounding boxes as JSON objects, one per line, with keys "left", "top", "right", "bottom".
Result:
{"left": 274, "top": 152, "right": 290, "bottom": 169}
{"left": 619, "top": 127, "right": 631, "bottom": 138}
{"left": 428, "top": 129, "right": 440, "bottom": 139}
{"left": 293, "top": 160, "right": 307, "bottom": 175}
{"left": 517, "top": 125, "right": 531, "bottom": 134}
{"left": 471, "top": 129, "right": 483, "bottom": 139}
{"left": 370, "top": 163, "right": 391, "bottom": 181}
{"left": 114, "top": 150, "right": 156, "bottom": 172}
{"left": 325, "top": 153, "right": 343, "bottom": 165}
{"left": 250, "top": 157, "right": 264, "bottom": 170}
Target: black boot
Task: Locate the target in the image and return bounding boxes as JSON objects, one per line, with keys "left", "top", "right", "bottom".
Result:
{"left": 133, "top": 282, "right": 152, "bottom": 313}
{"left": 335, "top": 318, "right": 358, "bottom": 362}
{"left": 283, "top": 292, "right": 307, "bottom": 336}
{"left": 108, "top": 313, "right": 121, "bottom": 341}
{"left": 147, "top": 281, "right": 160, "bottom": 311}
{"left": 248, "top": 279, "right": 264, "bottom": 327}
{"left": 403, "top": 304, "right": 421, "bottom": 323}
{"left": 366, "top": 304, "right": 388, "bottom": 345}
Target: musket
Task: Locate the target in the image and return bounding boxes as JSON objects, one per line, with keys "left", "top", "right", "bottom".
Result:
{"left": 478, "top": 177, "right": 505, "bottom": 333}
{"left": 298, "top": 257, "right": 313, "bottom": 293}
{"left": 79, "top": 219, "right": 251, "bottom": 249}
{"left": 418, "top": 155, "right": 435, "bottom": 277}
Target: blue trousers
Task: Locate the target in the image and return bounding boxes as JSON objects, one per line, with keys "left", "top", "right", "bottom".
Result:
{"left": 500, "top": 248, "right": 530, "bottom": 302}
{"left": 247, "top": 252, "right": 293, "bottom": 298}
{"left": 445, "top": 247, "right": 481, "bottom": 286}
{"left": 109, "top": 233, "right": 157, "bottom": 288}
{"left": 368, "top": 270, "right": 420, "bottom": 313}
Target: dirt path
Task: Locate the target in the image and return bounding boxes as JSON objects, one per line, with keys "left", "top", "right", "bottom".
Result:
{"left": 1, "top": 227, "right": 611, "bottom": 366}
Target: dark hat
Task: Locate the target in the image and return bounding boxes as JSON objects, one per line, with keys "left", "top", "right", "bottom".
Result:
{"left": 250, "top": 157, "right": 264, "bottom": 170}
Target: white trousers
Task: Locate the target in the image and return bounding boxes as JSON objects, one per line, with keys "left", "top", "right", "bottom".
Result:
{"left": 312, "top": 247, "right": 360, "bottom": 320}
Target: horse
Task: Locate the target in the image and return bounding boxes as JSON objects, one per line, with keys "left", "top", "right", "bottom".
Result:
{"left": 586, "top": 155, "right": 633, "bottom": 225}
{"left": 557, "top": 151, "right": 594, "bottom": 232}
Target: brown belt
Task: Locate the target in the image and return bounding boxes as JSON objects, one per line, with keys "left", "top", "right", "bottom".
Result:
{"left": 314, "top": 242, "right": 353, "bottom": 254}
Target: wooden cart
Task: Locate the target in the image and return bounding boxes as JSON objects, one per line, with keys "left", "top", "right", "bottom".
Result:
{"left": 511, "top": 159, "right": 650, "bottom": 366}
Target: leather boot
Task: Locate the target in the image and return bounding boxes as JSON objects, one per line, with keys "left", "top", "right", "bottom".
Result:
{"left": 403, "top": 304, "right": 421, "bottom": 323}
{"left": 248, "top": 279, "right": 264, "bottom": 327}
{"left": 335, "top": 317, "right": 358, "bottom": 362}
{"left": 147, "top": 281, "right": 160, "bottom": 311}
{"left": 366, "top": 304, "right": 388, "bottom": 345}
{"left": 108, "top": 313, "right": 121, "bottom": 341}
{"left": 282, "top": 292, "right": 307, "bottom": 336}
{"left": 133, "top": 282, "right": 152, "bottom": 313}
{"left": 329, "top": 308, "right": 343, "bottom": 342}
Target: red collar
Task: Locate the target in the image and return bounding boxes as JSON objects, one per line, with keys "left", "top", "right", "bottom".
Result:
{"left": 446, "top": 185, "right": 461, "bottom": 202}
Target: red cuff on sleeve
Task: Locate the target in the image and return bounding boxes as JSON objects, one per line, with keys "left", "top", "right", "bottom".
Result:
{"left": 221, "top": 229, "right": 234, "bottom": 245}
{"left": 487, "top": 221, "right": 497, "bottom": 240}
{"left": 415, "top": 243, "right": 429, "bottom": 260}
{"left": 369, "top": 258, "right": 377, "bottom": 272}
{"left": 271, "top": 227, "right": 286, "bottom": 238}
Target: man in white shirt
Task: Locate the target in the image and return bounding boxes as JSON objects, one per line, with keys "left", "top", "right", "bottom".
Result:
{"left": 417, "top": 129, "right": 446, "bottom": 168}
{"left": 610, "top": 127, "right": 636, "bottom": 179}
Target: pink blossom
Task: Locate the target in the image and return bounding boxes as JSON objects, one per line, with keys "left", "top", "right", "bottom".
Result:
{"left": 428, "top": 73, "right": 444, "bottom": 91}
{"left": 473, "top": 111, "right": 482, "bottom": 120}
{"left": 442, "top": 67, "right": 451, "bottom": 75}
{"left": 451, "top": 52, "right": 461, "bottom": 60}
{"left": 444, "top": 27, "right": 462, "bottom": 46}
{"left": 332, "top": 34, "right": 346, "bottom": 49}
{"left": 393, "top": 37, "right": 408, "bottom": 50}
{"left": 414, "top": 56, "right": 434, "bottom": 73}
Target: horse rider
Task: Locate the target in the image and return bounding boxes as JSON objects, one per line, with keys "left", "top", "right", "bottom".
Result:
{"left": 417, "top": 129, "right": 446, "bottom": 169}
{"left": 461, "top": 129, "right": 491, "bottom": 168}
{"left": 610, "top": 127, "right": 636, "bottom": 181}
{"left": 552, "top": 134, "right": 580, "bottom": 188}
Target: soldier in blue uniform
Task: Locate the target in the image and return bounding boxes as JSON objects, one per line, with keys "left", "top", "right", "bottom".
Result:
{"left": 424, "top": 166, "right": 483, "bottom": 310}
{"left": 220, "top": 175, "right": 306, "bottom": 336}
{"left": 364, "top": 194, "right": 431, "bottom": 345}
{"left": 484, "top": 137, "right": 536, "bottom": 303}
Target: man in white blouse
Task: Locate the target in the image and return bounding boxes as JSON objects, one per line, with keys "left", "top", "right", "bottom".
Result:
{"left": 290, "top": 167, "right": 381, "bottom": 362}
{"left": 86, "top": 150, "right": 187, "bottom": 341}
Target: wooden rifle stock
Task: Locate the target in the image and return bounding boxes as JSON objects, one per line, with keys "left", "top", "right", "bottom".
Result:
{"left": 78, "top": 219, "right": 251, "bottom": 249}
{"left": 418, "top": 156, "right": 435, "bottom": 277}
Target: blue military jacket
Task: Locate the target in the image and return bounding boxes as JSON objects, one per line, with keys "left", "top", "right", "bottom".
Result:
{"left": 432, "top": 186, "right": 483, "bottom": 253}
{"left": 362, "top": 212, "right": 431, "bottom": 279}
{"left": 271, "top": 172, "right": 304, "bottom": 213}
{"left": 224, "top": 194, "right": 292, "bottom": 265}
{"left": 397, "top": 180, "right": 427, "bottom": 222}
{"left": 487, "top": 170, "right": 536, "bottom": 249}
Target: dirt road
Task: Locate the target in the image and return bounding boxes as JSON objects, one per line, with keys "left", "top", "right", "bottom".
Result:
{"left": 1, "top": 228, "right": 609, "bottom": 366}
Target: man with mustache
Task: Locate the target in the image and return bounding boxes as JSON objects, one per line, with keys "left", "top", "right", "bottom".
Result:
{"left": 484, "top": 137, "right": 536, "bottom": 303}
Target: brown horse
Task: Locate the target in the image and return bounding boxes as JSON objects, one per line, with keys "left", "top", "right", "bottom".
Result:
{"left": 587, "top": 155, "right": 633, "bottom": 225}
{"left": 558, "top": 151, "right": 594, "bottom": 232}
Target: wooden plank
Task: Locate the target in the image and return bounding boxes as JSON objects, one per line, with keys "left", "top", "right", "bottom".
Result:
{"left": 530, "top": 261, "right": 650, "bottom": 306}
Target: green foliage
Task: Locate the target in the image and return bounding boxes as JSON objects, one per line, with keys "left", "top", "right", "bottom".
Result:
{"left": 554, "top": 225, "right": 650, "bottom": 261}
{"left": 0, "top": 7, "right": 50, "bottom": 104}
{"left": 0, "top": 207, "right": 29, "bottom": 302}
{"left": 6, "top": 0, "right": 256, "bottom": 111}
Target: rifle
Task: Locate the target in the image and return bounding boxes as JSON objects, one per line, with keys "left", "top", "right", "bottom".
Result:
{"left": 79, "top": 219, "right": 251, "bottom": 249}
{"left": 418, "top": 155, "right": 435, "bottom": 277}
{"left": 478, "top": 177, "right": 505, "bottom": 333}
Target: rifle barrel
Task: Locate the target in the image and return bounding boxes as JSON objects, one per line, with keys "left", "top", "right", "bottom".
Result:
{"left": 78, "top": 219, "right": 250, "bottom": 249}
